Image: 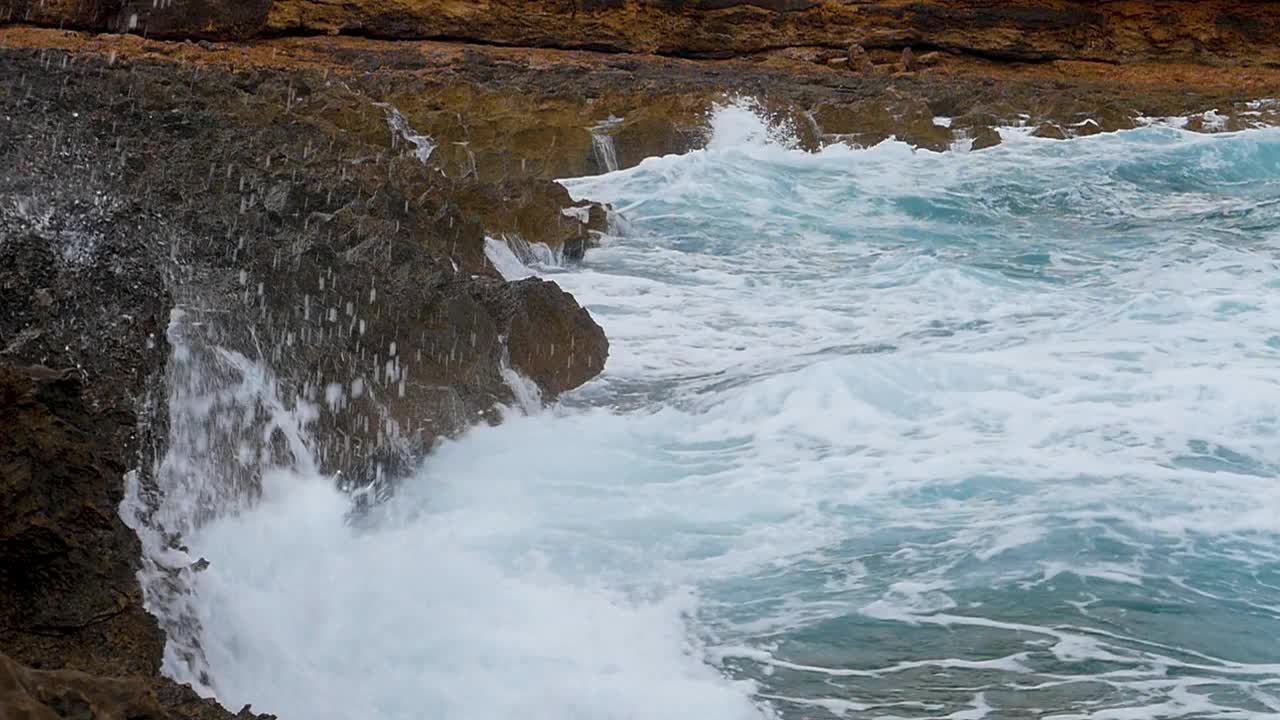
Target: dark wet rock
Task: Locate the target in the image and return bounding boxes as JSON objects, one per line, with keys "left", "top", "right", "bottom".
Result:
{"left": 2, "top": 49, "right": 608, "bottom": 481}
{"left": 1032, "top": 121, "right": 1069, "bottom": 139}
{"left": 970, "top": 125, "right": 1003, "bottom": 150}
{"left": 0, "top": 366, "right": 163, "bottom": 677}
{"left": 0, "top": 365, "right": 269, "bottom": 720}
{"left": 487, "top": 278, "right": 610, "bottom": 396}
{"left": 0, "top": 88, "right": 174, "bottom": 679}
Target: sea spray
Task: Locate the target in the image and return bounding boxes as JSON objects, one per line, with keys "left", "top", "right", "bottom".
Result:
{"left": 143, "top": 100, "right": 1280, "bottom": 719}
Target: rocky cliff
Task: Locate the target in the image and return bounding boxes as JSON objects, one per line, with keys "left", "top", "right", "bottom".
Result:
{"left": 8, "top": 0, "right": 1280, "bottom": 65}
{"left": 3, "top": 1, "right": 1280, "bottom": 718}
{"left": 1, "top": 17, "right": 614, "bottom": 720}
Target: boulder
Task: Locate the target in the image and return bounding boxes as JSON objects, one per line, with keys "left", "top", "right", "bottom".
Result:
{"left": 970, "top": 126, "right": 1003, "bottom": 150}
{"left": 1032, "top": 121, "right": 1069, "bottom": 139}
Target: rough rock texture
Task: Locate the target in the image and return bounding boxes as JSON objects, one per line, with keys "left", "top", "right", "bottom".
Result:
{"left": 0, "top": 648, "right": 265, "bottom": 720}
{"left": 0, "top": 366, "right": 162, "bottom": 677}
{"left": 0, "top": 648, "right": 166, "bottom": 720}
{"left": 1, "top": 46, "right": 609, "bottom": 480}
{"left": 0, "top": 15, "right": 615, "bottom": 720}
{"left": 0, "top": 366, "right": 271, "bottom": 720}
{"left": 0, "top": 79, "right": 173, "bottom": 678}
{"left": 7, "top": 0, "right": 1280, "bottom": 65}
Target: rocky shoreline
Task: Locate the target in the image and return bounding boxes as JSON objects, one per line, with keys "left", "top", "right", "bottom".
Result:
{"left": 4, "top": 1, "right": 1280, "bottom": 717}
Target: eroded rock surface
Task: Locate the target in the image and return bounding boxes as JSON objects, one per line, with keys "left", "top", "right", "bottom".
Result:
{"left": 0, "top": 366, "right": 162, "bottom": 676}
{"left": 8, "top": 0, "right": 1280, "bottom": 65}
{"left": 2, "top": 48, "right": 609, "bottom": 479}
{"left": 0, "top": 364, "right": 272, "bottom": 720}
{"left": 0, "top": 648, "right": 266, "bottom": 720}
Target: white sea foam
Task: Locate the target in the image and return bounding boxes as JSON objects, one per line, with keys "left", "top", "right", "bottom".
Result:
{"left": 168, "top": 100, "right": 1280, "bottom": 719}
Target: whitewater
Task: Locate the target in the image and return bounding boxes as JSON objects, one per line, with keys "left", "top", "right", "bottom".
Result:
{"left": 148, "top": 103, "right": 1280, "bottom": 719}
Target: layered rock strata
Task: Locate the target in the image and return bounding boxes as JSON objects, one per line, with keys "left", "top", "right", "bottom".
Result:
{"left": 7, "top": 0, "right": 1280, "bottom": 65}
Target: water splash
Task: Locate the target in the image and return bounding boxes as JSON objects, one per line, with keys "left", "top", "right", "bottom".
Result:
{"left": 121, "top": 307, "right": 322, "bottom": 691}
{"left": 484, "top": 236, "right": 564, "bottom": 280}
{"left": 375, "top": 102, "right": 437, "bottom": 164}
{"left": 130, "top": 98, "right": 1280, "bottom": 720}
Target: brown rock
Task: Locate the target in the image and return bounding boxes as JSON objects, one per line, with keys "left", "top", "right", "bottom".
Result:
{"left": 115, "top": 0, "right": 273, "bottom": 40}
{"left": 0, "top": 364, "right": 271, "bottom": 720}
{"left": 915, "top": 50, "right": 945, "bottom": 68}
{"left": 970, "top": 126, "right": 1003, "bottom": 150}
{"left": 813, "top": 96, "right": 954, "bottom": 151}
{"left": 15, "top": 0, "right": 1280, "bottom": 67}
{"left": 901, "top": 47, "right": 918, "bottom": 73}
{"left": 0, "top": 365, "right": 165, "bottom": 678}
{"left": 2, "top": 0, "right": 115, "bottom": 30}
{"left": 1032, "top": 121, "right": 1069, "bottom": 139}
{"left": 902, "top": 116, "right": 953, "bottom": 151}
{"left": 846, "top": 43, "right": 874, "bottom": 73}
{"left": 0, "top": 651, "right": 270, "bottom": 720}
{"left": 1075, "top": 118, "right": 1104, "bottom": 136}
{"left": 0, "top": 650, "right": 165, "bottom": 720}
{"left": 449, "top": 178, "right": 607, "bottom": 262}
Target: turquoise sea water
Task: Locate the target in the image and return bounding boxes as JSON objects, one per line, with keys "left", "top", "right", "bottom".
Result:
{"left": 175, "top": 103, "right": 1280, "bottom": 719}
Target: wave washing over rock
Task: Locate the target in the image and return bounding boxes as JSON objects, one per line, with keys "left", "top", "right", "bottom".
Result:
{"left": 122, "top": 103, "right": 1280, "bottom": 720}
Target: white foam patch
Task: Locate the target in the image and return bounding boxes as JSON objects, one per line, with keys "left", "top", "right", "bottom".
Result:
{"left": 484, "top": 236, "right": 535, "bottom": 280}
{"left": 187, "top": 465, "right": 767, "bottom": 720}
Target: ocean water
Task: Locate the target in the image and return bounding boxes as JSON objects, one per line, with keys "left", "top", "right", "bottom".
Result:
{"left": 160, "top": 103, "right": 1280, "bottom": 719}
